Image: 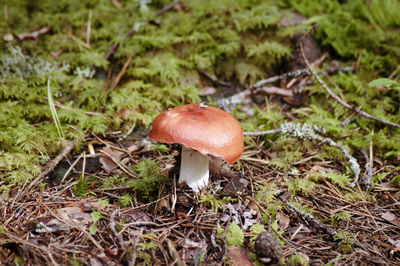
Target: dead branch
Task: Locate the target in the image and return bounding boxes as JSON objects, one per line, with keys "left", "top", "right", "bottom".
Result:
{"left": 360, "top": 148, "right": 372, "bottom": 190}
{"left": 217, "top": 64, "right": 354, "bottom": 111}
{"left": 279, "top": 195, "right": 337, "bottom": 237}
{"left": 197, "top": 69, "right": 232, "bottom": 86}
{"left": 110, "top": 209, "right": 125, "bottom": 249}
{"left": 298, "top": 24, "right": 400, "bottom": 129}
{"left": 112, "top": 53, "right": 135, "bottom": 90}
{"left": 86, "top": 10, "right": 92, "bottom": 47}
{"left": 17, "top": 26, "right": 51, "bottom": 41}
{"left": 253, "top": 69, "right": 311, "bottom": 88}
{"left": 99, "top": 149, "right": 137, "bottom": 178}
{"left": 254, "top": 86, "right": 294, "bottom": 97}
{"left": 243, "top": 128, "right": 281, "bottom": 136}
{"left": 156, "top": 1, "right": 180, "bottom": 16}
{"left": 11, "top": 139, "right": 79, "bottom": 207}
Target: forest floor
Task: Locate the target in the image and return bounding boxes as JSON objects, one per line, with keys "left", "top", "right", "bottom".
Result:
{"left": 1, "top": 0, "right": 400, "bottom": 265}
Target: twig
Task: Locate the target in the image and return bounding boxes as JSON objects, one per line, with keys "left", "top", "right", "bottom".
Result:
{"left": 43, "top": 203, "right": 106, "bottom": 255}
{"left": 129, "top": 228, "right": 143, "bottom": 266}
{"left": 280, "top": 122, "right": 361, "bottom": 187}
{"left": 3, "top": 4, "right": 8, "bottom": 20}
{"left": 338, "top": 114, "right": 356, "bottom": 128}
{"left": 3, "top": 229, "right": 60, "bottom": 261}
{"left": 254, "top": 86, "right": 294, "bottom": 97}
{"left": 298, "top": 24, "right": 400, "bottom": 129}
{"left": 217, "top": 90, "right": 251, "bottom": 110}
{"left": 60, "top": 151, "right": 84, "bottom": 183}
{"left": 101, "top": 67, "right": 113, "bottom": 97}
{"left": 105, "top": 44, "right": 120, "bottom": 60}
{"left": 279, "top": 195, "right": 337, "bottom": 237}
{"left": 388, "top": 64, "right": 400, "bottom": 79}
{"left": 123, "top": 221, "right": 159, "bottom": 227}
{"left": 99, "top": 149, "right": 137, "bottom": 178}
{"left": 243, "top": 128, "right": 281, "bottom": 136}
{"left": 86, "top": 10, "right": 92, "bottom": 47}
{"left": 16, "top": 26, "right": 51, "bottom": 41}
{"left": 253, "top": 69, "right": 311, "bottom": 88}
{"left": 360, "top": 148, "right": 372, "bottom": 190}
{"left": 11, "top": 139, "right": 78, "bottom": 207}
{"left": 110, "top": 209, "right": 125, "bottom": 249}
{"left": 64, "top": 30, "right": 91, "bottom": 49}
{"left": 112, "top": 53, "right": 134, "bottom": 90}
{"left": 111, "top": 0, "right": 122, "bottom": 9}
{"left": 81, "top": 151, "right": 86, "bottom": 180}
{"left": 197, "top": 69, "right": 231, "bottom": 86}
{"left": 217, "top": 65, "right": 354, "bottom": 110}
{"left": 156, "top": 1, "right": 179, "bottom": 16}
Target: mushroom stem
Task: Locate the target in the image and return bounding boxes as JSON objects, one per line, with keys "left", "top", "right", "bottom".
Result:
{"left": 179, "top": 146, "right": 209, "bottom": 192}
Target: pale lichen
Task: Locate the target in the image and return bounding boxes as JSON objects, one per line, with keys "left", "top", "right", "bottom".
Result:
{"left": 280, "top": 122, "right": 360, "bottom": 187}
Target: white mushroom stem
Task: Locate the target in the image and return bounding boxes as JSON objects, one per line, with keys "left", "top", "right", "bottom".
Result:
{"left": 179, "top": 146, "right": 209, "bottom": 192}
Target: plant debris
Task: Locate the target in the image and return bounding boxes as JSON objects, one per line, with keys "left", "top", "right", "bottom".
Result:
{"left": 1, "top": 0, "right": 400, "bottom": 265}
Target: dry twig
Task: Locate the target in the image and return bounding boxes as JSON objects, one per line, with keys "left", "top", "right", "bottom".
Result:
{"left": 279, "top": 195, "right": 337, "bottom": 237}
{"left": 16, "top": 26, "right": 51, "bottom": 41}
{"left": 112, "top": 53, "right": 135, "bottom": 90}
{"left": 12, "top": 139, "right": 78, "bottom": 207}
{"left": 360, "top": 148, "right": 372, "bottom": 190}
{"left": 243, "top": 128, "right": 281, "bottom": 136}
{"left": 298, "top": 24, "right": 400, "bottom": 129}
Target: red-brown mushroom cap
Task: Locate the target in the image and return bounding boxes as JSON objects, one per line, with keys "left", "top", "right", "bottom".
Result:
{"left": 148, "top": 104, "right": 244, "bottom": 164}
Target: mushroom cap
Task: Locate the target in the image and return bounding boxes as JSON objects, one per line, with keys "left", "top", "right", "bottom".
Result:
{"left": 148, "top": 104, "right": 244, "bottom": 164}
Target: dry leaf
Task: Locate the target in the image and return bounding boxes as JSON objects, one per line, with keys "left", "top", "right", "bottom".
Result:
{"left": 99, "top": 147, "right": 124, "bottom": 172}
{"left": 276, "top": 211, "right": 290, "bottom": 231}
{"left": 167, "top": 239, "right": 185, "bottom": 266}
{"left": 382, "top": 212, "right": 400, "bottom": 227}
{"left": 177, "top": 238, "right": 207, "bottom": 262}
{"left": 227, "top": 246, "right": 253, "bottom": 266}
{"left": 198, "top": 87, "right": 216, "bottom": 96}
{"left": 115, "top": 107, "right": 132, "bottom": 118}
{"left": 388, "top": 237, "right": 400, "bottom": 255}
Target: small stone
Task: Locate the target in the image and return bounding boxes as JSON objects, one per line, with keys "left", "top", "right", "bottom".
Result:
{"left": 254, "top": 232, "right": 283, "bottom": 265}
{"left": 3, "top": 33, "right": 14, "bottom": 41}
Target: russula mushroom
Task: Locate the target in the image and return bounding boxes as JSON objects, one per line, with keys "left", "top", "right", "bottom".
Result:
{"left": 148, "top": 103, "right": 244, "bottom": 192}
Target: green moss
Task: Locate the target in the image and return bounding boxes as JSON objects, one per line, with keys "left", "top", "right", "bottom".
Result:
{"left": 286, "top": 178, "right": 316, "bottom": 196}
{"left": 333, "top": 230, "right": 354, "bottom": 254}
{"left": 2, "top": 0, "right": 400, "bottom": 198}
{"left": 126, "top": 159, "right": 167, "bottom": 200}
{"left": 224, "top": 222, "right": 244, "bottom": 247}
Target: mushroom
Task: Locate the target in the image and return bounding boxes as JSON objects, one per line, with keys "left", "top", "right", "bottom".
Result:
{"left": 148, "top": 103, "right": 244, "bottom": 192}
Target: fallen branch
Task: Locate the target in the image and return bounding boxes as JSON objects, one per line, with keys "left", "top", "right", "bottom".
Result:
{"left": 112, "top": 53, "right": 135, "bottom": 90}
{"left": 279, "top": 195, "right": 337, "bottom": 237}
{"left": 298, "top": 24, "right": 400, "bottom": 129}
{"left": 11, "top": 139, "right": 79, "bottom": 207}
{"left": 156, "top": 1, "right": 180, "bottom": 16}
{"left": 217, "top": 65, "right": 354, "bottom": 110}
{"left": 197, "top": 69, "right": 231, "bottom": 87}
{"left": 253, "top": 69, "right": 310, "bottom": 88}
{"left": 280, "top": 122, "right": 360, "bottom": 187}
{"left": 254, "top": 86, "right": 294, "bottom": 97}
{"left": 243, "top": 128, "right": 281, "bottom": 136}
{"left": 244, "top": 122, "right": 361, "bottom": 187}
{"left": 110, "top": 209, "right": 125, "bottom": 249}
{"left": 17, "top": 26, "right": 51, "bottom": 41}
{"left": 99, "top": 149, "right": 137, "bottom": 178}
